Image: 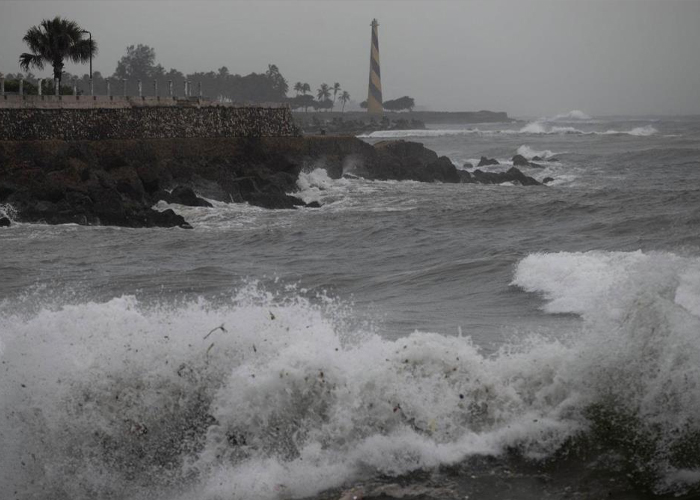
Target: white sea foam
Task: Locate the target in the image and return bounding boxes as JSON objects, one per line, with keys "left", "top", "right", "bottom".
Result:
{"left": 602, "top": 124, "right": 658, "bottom": 137}
{"left": 0, "top": 203, "right": 17, "bottom": 222}
{"left": 516, "top": 145, "right": 557, "bottom": 159}
{"left": 549, "top": 110, "right": 592, "bottom": 121}
{"left": 2, "top": 250, "right": 699, "bottom": 498}
{"left": 360, "top": 124, "right": 657, "bottom": 139}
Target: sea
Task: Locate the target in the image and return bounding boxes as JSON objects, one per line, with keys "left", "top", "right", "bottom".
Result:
{"left": 1, "top": 110, "right": 700, "bottom": 499}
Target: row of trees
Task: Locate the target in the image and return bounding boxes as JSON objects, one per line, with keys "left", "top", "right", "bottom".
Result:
{"left": 9, "top": 16, "right": 415, "bottom": 110}
{"left": 288, "top": 81, "right": 351, "bottom": 112}
{"left": 9, "top": 16, "right": 290, "bottom": 102}
{"left": 360, "top": 96, "right": 416, "bottom": 112}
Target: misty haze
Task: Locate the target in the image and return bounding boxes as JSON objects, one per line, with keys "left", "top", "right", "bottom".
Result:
{"left": 1, "top": 1, "right": 700, "bottom": 500}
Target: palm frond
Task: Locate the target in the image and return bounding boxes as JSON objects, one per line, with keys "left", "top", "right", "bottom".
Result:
{"left": 19, "top": 53, "right": 45, "bottom": 72}
{"left": 69, "top": 38, "right": 97, "bottom": 64}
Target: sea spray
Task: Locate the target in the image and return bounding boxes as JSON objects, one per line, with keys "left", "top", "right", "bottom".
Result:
{"left": 2, "top": 250, "right": 700, "bottom": 498}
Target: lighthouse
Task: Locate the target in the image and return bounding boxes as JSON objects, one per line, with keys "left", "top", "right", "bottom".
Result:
{"left": 367, "top": 18, "right": 383, "bottom": 114}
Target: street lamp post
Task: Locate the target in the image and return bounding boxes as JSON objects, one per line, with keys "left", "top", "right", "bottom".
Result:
{"left": 81, "top": 29, "right": 93, "bottom": 96}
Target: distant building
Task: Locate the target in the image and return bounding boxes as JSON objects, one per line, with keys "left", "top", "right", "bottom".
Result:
{"left": 367, "top": 19, "right": 383, "bottom": 114}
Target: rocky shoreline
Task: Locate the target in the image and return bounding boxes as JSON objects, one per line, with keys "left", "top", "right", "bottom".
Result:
{"left": 0, "top": 136, "right": 542, "bottom": 228}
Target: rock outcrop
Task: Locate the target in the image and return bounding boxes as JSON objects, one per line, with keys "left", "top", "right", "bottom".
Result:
{"left": 512, "top": 154, "right": 530, "bottom": 167}
{"left": 0, "top": 136, "right": 542, "bottom": 228}
{"left": 478, "top": 156, "right": 500, "bottom": 167}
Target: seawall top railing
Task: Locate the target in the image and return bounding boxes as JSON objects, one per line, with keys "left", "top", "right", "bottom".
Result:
{"left": 0, "top": 77, "right": 288, "bottom": 109}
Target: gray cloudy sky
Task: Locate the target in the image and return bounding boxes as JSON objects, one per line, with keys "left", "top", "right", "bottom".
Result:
{"left": 1, "top": 0, "right": 698, "bottom": 117}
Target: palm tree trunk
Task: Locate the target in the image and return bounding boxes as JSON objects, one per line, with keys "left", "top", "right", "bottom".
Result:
{"left": 53, "top": 59, "right": 64, "bottom": 87}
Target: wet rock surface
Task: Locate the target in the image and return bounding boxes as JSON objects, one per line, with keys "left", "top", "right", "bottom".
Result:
{"left": 0, "top": 136, "right": 542, "bottom": 228}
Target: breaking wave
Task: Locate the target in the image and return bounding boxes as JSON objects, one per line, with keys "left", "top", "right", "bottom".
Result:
{"left": 548, "top": 110, "right": 592, "bottom": 121}
{"left": 359, "top": 124, "right": 658, "bottom": 139}
{"left": 2, "top": 249, "right": 699, "bottom": 498}
{"left": 516, "top": 145, "right": 557, "bottom": 159}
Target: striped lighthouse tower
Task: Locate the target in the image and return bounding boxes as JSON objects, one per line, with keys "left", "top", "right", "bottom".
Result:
{"left": 367, "top": 18, "right": 383, "bottom": 114}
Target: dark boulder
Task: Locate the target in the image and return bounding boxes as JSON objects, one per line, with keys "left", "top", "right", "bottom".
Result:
{"left": 472, "top": 167, "right": 541, "bottom": 186}
{"left": 169, "top": 186, "right": 213, "bottom": 207}
{"left": 245, "top": 193, "right": 307, "bottom": 210}
{"left": 477, "top": 156, "right": 500, "bottom": 167}
{"left": 458, "top": 170, "right": 476, "bottom": 183}
{"left": 463, "top": 162, "right": 473, "bottom": 169}
{"left": 148, "top": 208, "right": 191, "bottom": 229}
{"left": 543, "top": 177, "right": 555, "bottom": 184}
{"left": 306, "top": 201, "right": 322, "bottom": 208}
{"left": 426, "top": 156, "right": 461, "bottom": 183}
{"left": 529, "top": 162, "right": 545, "bottom": 169}
{"left": 503, "top": 167, "right": 541, "bottom": 186}
{"left": 0, "top": 217, "right": 10, "bottom": 227}
{"left": 512, "top": 154, "right": 529, "bottom": 167}
{"left": 532, "top": 155, "right": 543, "bottom": 162}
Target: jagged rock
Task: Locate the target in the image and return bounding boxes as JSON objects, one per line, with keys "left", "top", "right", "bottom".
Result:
{"left": 503, "top": 167, "right": 541, "bottom": 186}
{"left": 0, "top": 136, "right": 544, "bottom": 229}
{"left": 543, "top": 177, "right": 555, "bottom": 184}
{"left": 169, "top": 186, "right": 213, "bottom": 207}
{"left": 463, "top": 162, "right": 473, "bottom": 169}
{"left": 532, "top": 155, "right": 543, "bottom": 162}
{"left": 0, "top": 217, "right": 11, "bottom": 227}
{"left": 512, "top": 154, "right": 529, "bottom": 167}
{"left": 306, "top": 201, "right": 322, "bottom": 208}
{"left": 245, "top": 193, "right": 306, "bottom": 210}
{"left": 458, "top": 170, "right": 476, "bottom": 183}
{"left": 472, "top": 167, "right": 541, "bottom": 186}
{"left": 427, "top": 156, "right": 461, "bottom": 183}
{"left": 477, "top": 156, "right": 500, "bottom": 167}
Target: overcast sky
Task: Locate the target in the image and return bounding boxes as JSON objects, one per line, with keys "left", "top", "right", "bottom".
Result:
{"left": 1, "top": 0, "right": 698, "bottom": 117}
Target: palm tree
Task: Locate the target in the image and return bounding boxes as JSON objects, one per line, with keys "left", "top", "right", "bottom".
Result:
{"left": 19, "top": 17, "right": 97, "bottom": 86}
{"left": 301, "top": 82, "right": 310, "bottom": 95}
{"left": 317, "top": 83, "right": 331, "bottom": 111}
{"left": 332, "top": 82, "right": 341, "bottom": 109}
{"left": 293, "top": 81, "right": 303, "bottom": 96}
{"left": 339, "top": 90, "right": 350, "bottom": 113}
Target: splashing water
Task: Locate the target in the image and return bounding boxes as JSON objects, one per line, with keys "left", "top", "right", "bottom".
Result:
{"left": 2, "top": 249, "right": 700, "bottom": 499}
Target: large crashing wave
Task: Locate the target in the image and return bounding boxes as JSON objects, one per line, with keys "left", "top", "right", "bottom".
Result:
{"left": 1, "top": 250, "right": 699, "bottom": 499}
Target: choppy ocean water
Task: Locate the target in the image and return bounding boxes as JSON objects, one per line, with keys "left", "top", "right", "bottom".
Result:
{"left": 1, "top": 112, "right": 700, "bottom": 499}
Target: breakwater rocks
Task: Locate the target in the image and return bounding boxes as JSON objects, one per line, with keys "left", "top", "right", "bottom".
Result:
{"left": 0, "top": 137, "right": 541, "bottom": 228}
{"left": 0, "top": 106, "right": 299, "bottom": 141}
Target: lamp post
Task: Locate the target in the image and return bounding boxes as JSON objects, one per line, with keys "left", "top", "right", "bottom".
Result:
{"left": 80, "top": 29, "right": 93, "bottom": 95}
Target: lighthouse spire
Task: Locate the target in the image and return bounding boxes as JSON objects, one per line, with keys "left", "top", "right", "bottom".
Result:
{"left": 367, "top": 18, "right": 383, "bottom": 114}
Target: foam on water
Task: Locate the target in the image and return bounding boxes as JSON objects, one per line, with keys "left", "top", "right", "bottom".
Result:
{"left": 516, "top": 145, "right": 558, "bottom": 159}
{"left": 2, "top": 249, "right": 700, "bottom": 498}
{"left": 548, "top": 110, "right": 592, "bottom": 121}
{"left": 360, "top": 124, "right": 657, "bottom": 139}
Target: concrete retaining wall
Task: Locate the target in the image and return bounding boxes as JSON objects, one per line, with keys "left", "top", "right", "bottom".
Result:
{"left": 0, "top": 106, "right": 299, "bottom": 140}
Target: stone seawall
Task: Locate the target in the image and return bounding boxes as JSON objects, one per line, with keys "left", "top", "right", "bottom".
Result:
{"left": 0, "top": 106, "right": 299, "bottom": 140}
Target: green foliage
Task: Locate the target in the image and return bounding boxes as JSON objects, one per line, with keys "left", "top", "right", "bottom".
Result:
{"left": 2, "top": 79, "right": 39, "bottom": 95}
{"left": 113, "top": 44, "right": 158, "bottom": 81}
{"left": 108, "top": 44, "right": 289, "bottom": 102}
{"left": 288, "top": 94, "right": 316, "bottom": 112}
{"left": 339, "top": 90, "right": 350, "bottom": 112}
{"left": 19, "top": 16, "right": 97, "bottom": 83}
{"left": 383, "top": 96, "right": 415, "bottom": 112}
{"left": 316, "top": 83, "right": 331, "bottom": 102}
